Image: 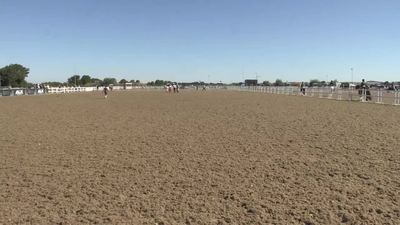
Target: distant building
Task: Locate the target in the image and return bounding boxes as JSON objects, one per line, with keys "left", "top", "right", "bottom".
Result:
{"left": 245, "top": 79, "right": 258, "bottom": 86}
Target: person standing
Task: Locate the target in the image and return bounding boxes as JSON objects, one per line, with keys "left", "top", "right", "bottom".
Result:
{"left": 359, "top": 79, "right": 370, "bottom": 101}
{"left": 172, "top": 83, "right": 177, "bottom": 93}
{"left": 103, "top": 86, "right": 109, "bottom": 99}
{"left": 300, "top": 82, "right": 305, "bottom": 95}
{"left": 360, "top": 79, "right": 367, "bottom": 89}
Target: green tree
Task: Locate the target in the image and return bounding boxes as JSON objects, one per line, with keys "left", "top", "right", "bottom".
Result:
{"left": 384, "top": 81, "right": 390, "bottom": 87}
{"left": 80, "top": 75, "right": 92, "bottom": 86}
{"left": 43, "top": 81, "right": 66, "bottom": 87}
{"left": 263, "top": 81, "right": 271, "bottom": 86}
{"left": 274, "top": 79, "right": 283, "bottom": 86}
{"left": 0, "top": 64, "right": 29, "bottom": 87}
{"left": 102, "top": 78, "right": 117, "bottom": 86}
{"left": 135, "top": 80, "right": 140, "bottom": 84}
{"left": 154, "top": 80, "right": 166, "bottom": 86}
{"left": 147, "top": 80, "right": 172, "bottom": 86}
{"left": 91, "top": 78, "right": 102, "bottom": 85}
{"left": 309, "top": 79, "right": 320, "bottom": 87}
{"left": 67, "top": 75, "right": 81, "bottom": 86}
{"left": 119, "top": 79, "right": 128, "bottom": 84}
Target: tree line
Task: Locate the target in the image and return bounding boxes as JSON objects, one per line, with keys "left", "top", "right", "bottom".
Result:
{"left": 2, "top": 63, "right": 397, "bottom": 89}
{"left": 0, "top": 64, "right": 338, "bottom": 88}
{"left": 0, "top": 63, "right": 144, "bottom": 88}
{"left": 61, "top": 75, "right": 141, "bottom": 87}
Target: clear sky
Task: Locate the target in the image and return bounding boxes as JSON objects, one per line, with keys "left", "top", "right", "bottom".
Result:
{"left": 1, "top": 0, "right": 399, "bottom": 83}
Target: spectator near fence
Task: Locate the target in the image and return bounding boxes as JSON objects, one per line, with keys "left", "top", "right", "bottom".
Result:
{"left": 103, "top": 86, "right": 109, "bottom": 99}
{"left": 359, "top": 79, "right": 372, "bottom": 101}
{"left": 360, "top": 79, "right": 367, "bottom": 90}
{"left": 300, "top": 82, "right": 305, "bottom": 95}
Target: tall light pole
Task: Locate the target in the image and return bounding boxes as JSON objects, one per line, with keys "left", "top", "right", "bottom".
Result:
{"left": 255, "top": 72, "right": 260, "bottom": 85}
{"left": 351, "top": 68, "right": 354, "bottom": 84}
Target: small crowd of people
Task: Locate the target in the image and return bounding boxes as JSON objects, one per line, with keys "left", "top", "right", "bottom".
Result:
{"left": 194, "top": 85, "right": 207, "bottom": 91}
{"left": 165, "top": 83, "right": 179, "bottom": 93}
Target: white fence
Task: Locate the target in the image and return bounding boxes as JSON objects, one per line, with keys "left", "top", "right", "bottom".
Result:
{"left": 46, "top": 85, "right": 167, "bottom": 94}
{"left": 3, "top": 85, "right": 399, "bottom": 106}
{"left": 47, "top": 87, "right": 95, "bottom": 94}
{"left": 0, "top": 85, "right": 167, "bottom": 97}
{"left": 227, "top": 86, "right": 400, "bottom": 106}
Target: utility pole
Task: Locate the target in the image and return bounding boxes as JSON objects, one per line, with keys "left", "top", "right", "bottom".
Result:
{"left": 255, "top": 73, "right": 260, "bottom": 85}
{"left": 351, "top": 68, "right": 354, "bottom": 84}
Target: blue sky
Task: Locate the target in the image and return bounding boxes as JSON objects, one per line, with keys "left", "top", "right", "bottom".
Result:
{"left": 0, "top": 0, "right": 399, "bottom": 83}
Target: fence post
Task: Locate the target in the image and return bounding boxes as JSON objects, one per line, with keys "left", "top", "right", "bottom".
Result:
{"left": 349, "top": 87, "right": 353, "bottom": 101}
{"left": 361, "top": 88, "right": 367, "bottom": 102}
{"left": 394, "top": 89, "right": 400, "bottom": 105}
{"left": 376, "top": 88, "right": 383, "bottom": 104}
{"left": 337, "top": 88, "right": 342, "bottom": 101}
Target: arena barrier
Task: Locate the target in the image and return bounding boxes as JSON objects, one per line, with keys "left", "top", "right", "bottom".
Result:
{"left": 227, "top": 86, "right": 400, "bottom": 107}
{"left": 394, "top": 90, "right": 400, "bottom": 105}
{"left": 0, "top": 85, "right": 171, "bottom": 97}
{"left": 0, "top": 88, "right": 48, "bottom": 97}
{"left": 47, "top": 87, "right": 95, "bottom": 94}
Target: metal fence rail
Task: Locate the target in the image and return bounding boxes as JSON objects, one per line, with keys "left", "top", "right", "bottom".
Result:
{"left": 227, "top": 86, "right": 400, "bottom": 106}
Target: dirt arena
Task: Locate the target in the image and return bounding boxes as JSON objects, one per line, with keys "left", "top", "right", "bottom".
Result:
{"left": 0, "top": 90, "right": 399, "bottom": 225}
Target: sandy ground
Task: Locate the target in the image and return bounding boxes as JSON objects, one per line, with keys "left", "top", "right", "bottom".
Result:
{"left": 0, "top": 90, "right": 399, "bottom": 225}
